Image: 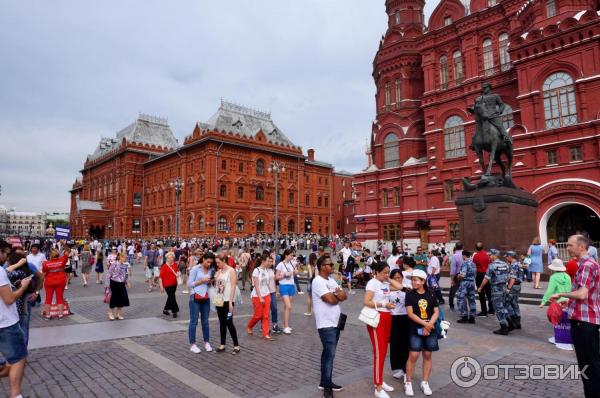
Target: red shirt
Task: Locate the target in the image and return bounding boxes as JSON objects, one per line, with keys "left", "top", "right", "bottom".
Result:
{"left": 568, "top": 256, "right": 600, "bottom": 325}
{"left": 566, "top": 258, "right": 579, "bottom": 282}
{"left": 42, "top": 255, "right": 68, "bottom": 286}
{"left": 159, "top": 263, "right": 178, "bottom": 287}
{"left": 228, "top": 256, "right": 236, "bottom": 268}
{"left": 473, "top": 251, "right": 491, "bottom": 273}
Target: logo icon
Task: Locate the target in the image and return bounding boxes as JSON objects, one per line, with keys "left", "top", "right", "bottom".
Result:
{"left": 450, "top": 356, "right": 482, "bottom": 388}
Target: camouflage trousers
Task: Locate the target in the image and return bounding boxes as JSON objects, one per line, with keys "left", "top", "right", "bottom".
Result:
{"left": 457, "top": 280, "right": 477, "bottom": 318}
{"left": 491, "top": 286, "right": 508, "bottom": 326}
{"left": 505, "top": 284, "right": 521, "bottom": 318}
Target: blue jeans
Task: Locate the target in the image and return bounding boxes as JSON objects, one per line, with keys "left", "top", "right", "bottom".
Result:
{"left": 188, "top": 296, "right": 210, "bottom": 344}
{"left": 270, "top": 292, "right": 278, "bottom": 325}
{"left": 318, "top": 327, "right": 340, "bottom": 389}
{"left": 20, "top": 303, "right": 31, "bottom": 348}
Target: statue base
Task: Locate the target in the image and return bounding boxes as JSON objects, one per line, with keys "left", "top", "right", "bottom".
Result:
{"left": 455, "top": 186, "right": 538, "bottom": 255}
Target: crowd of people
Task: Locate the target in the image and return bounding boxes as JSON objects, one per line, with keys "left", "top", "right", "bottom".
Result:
{"left": 1, "top": 231, "right": 599, "bottom": 398}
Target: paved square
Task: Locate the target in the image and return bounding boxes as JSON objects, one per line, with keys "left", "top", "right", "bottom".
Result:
{"left": 2, "top": 270, "right": 583, "bottom": 397}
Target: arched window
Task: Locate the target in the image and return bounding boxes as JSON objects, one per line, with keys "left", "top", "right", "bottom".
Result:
{"left": 546, "top": 0, "right": 556, "bottom": 17}
{"left": 305, "top": 194, "right": 310, "bottom": 206}
{"left": 439, "top": 55, "right": 449, "bottom": 89}
{"left": 219, "top": 184, "right": 227, "bottom": 197}
{"left": 383, "top": 133, "right": 400, "bottom": 168}
{"left": 288, "top": 220, "right": 295, "bottom": 233}
{"left": 256, "top": 186, "right": 265, "bottom": 201}
{"left": 453, "top": 51, "right": 463, "bottom": 84}
{"left": 256, "top": 217, "right": 265, "bottom": 232}
{"left": 166, "top": 218, "right": 171, "bottom": 234}
{"left": 395, "top": 79, "right": 401, "bottom": 103}
{"left": 501, "top": 104, "right": 514, "bottom": 130}
{"left": 499, "top": 33, "right": 510, "bottom": 71}
{"left": 235, "top": 217, "right": 244, "bottom": 232}
{"left": 159, "top": 219, "right": 164, "bottom": 233}
{"left": 483, "top": 38, "right": 495, "bottom": 76}
{"left": 395, "top": 10, "right": 401, "bottom": 25}
{"left": 543, "top": 72, "right": 577, "bottom": 128}
{"left": 444, "top": 116, "right": 466, "bottom": 158}
{"left": 151, "top": 220, "right": 156, "bottom": 234}
{"left": 199, "top": 216, "right": 205, "bottom": 230}
{"left": 256, "top": 159, "right": 265, "bottom": 176}
{"left": 188, "top": 217, "right": 194, "bottom": 232}
{"left": 237, "top": 186, "right": 244, "bottom": 199}
{"left": 217, "top": 216, "right": 228, "bottom": 232}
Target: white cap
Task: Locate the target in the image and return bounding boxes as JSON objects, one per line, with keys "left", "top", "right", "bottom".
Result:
{"left": 411, "top": 269, "right": 427, "bottom": 280}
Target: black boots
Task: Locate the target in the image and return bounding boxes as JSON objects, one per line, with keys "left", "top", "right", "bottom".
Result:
{"left": 468, "top": 316, "right": 475, "bottom": 324}
{"left": 457, "top": 316, "right": 469, "bottom": 323}
{"left": 514, "top": 316, "right": 521, "bottom": 329}
{"left": 493, "top": 324, "right": 509, "bottom": 335}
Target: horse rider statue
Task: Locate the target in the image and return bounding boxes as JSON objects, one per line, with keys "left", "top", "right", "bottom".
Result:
{"left": 468, "top": 82, "right": 512, "bottom": 150}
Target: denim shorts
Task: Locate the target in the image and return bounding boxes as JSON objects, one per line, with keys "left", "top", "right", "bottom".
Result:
{"left": 409, "top": 332, "right": 439, "bottom": 352}
{"left": 0, "top": 322, "right": 27, "bottom": 364}
{"left": 279, "top": 284, "right": 296, "bottom": 297}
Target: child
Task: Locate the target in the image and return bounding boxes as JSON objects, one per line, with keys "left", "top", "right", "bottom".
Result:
{"left": 405, "top": 269, "right": 439, "bottom": 396}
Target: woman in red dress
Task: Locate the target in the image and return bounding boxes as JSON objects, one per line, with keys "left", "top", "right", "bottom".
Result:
{"left": 42, "top": 248, "right": 69, "bottom": 320}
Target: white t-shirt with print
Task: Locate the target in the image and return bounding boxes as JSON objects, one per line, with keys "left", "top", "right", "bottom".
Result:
{"left": 389, "top": 290, "right": 407, "bottom": 316}
{"left": 276, "top": 261, "right": 295, "bottom": 285}
{"left": 312, "top": 275, "right": 341, "bottom": 329}
{"left": 427, "top": 256, "right": 440, "bottom": 275}
{"left": 0, "top": 267, "right": 19, "bottom": 328}
{"left": 251, "top": 267, "right": 270, "bottom": 298}
{"left": 387, "top": 255, "right": 401, "bottom": 271}
{"left": 366, "top": 278, "right": 391, "bottom": 312}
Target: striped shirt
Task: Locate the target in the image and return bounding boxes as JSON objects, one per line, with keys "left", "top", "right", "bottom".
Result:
{"left": 568, "top": 256, "right": 600, "bottom": 325}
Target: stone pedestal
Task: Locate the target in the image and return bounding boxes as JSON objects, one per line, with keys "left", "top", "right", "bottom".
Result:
{"left": 455, "top": 186, "right": 538, "bottom": 255}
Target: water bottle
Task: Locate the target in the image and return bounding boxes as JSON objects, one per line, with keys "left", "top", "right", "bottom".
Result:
{"left": 227, "top": 312, "right": 232, "bottom": 321}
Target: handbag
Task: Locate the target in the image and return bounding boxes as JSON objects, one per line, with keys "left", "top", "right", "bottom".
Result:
{"left": 194, "top": 292, "right": 209, "bottom": 303}
{"left": 104, "top": 287, "right": 111, "bottom": 304}
{"left": 358, "top": 303, "right": 380, "bottom": 328}
{"left": 88, "top": 254, "right": 94, "bottom": 266}
{"left": 337, "top": 313, "right": 348, "bottom": 331}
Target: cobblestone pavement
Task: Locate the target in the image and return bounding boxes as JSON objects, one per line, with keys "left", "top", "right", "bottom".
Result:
{"left": 2, "top": 265, "right": 582, "bottom": 398}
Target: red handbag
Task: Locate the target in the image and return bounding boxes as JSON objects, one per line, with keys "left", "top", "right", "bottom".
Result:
{"left": 104, "top": 287, "right": 111, "bottom": 304}
{"left": 547, "top": 301, "right": 564, "bottom": 326}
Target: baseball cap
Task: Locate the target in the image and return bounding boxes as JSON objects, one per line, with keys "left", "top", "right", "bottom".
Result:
{"left": 411, "top": 269, "right": 427, "bottom": 280}
{"left": 489, "top": 249, "right": 500, "bottom": 256}
{"left": 506, "top": 250, "right": 517, "bottom": 257}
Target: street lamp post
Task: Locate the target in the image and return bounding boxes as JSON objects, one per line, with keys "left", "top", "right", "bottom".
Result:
{"left": 170, "top": 178, "right": 184, "bottom": 242}
{"left": 268, "top": 161, "right": 285, "bottom": 247}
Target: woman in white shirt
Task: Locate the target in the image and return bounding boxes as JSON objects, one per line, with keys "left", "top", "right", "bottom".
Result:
{"left": 275, "top": 249, "right": 297, "bottom": 335}
{"left": 246, "top": 254, "right": 274, "bottom": 340}
{"left": 389, "top": 269, "right": 410, "bottom": 381}
{"left": 363, "top": 261, "right": 404, "bottom": 398}
{"left": 214, "top": 254, "right": 240, "bottom": 354}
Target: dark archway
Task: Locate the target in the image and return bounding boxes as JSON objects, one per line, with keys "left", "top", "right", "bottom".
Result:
{"left": 547, "top": 204, "right": 600, "bottom": 242}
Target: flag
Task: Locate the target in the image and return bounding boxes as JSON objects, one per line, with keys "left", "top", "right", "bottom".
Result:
{"left": 55, "top": 225, "right": 70, "bottom": 239}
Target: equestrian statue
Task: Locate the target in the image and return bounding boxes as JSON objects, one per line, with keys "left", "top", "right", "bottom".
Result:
{"left": 463, "top": 82, "right": 515, "bottom": 190}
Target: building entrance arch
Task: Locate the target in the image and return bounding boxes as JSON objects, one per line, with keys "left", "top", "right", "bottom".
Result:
{"left": 539, "top": 202, "right": 600, "bottom": 245}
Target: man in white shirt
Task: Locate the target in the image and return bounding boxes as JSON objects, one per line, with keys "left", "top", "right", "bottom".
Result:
{"left": 427, "top": 251, "right": 440, "bottom": 278}
{"left": 387, "top": 247, "right": 401, "bottom": 271}
{"left": 340, "top": 241, "right": 352, "bottom": 268}
{"left": 312, "top": 254, "right": 348, "bottom": 398}
{"left": 0, "top": 240, "right": 32, "bottom": 398}
{"left": 26, "top": 244, "right": 46, "bottom": 270}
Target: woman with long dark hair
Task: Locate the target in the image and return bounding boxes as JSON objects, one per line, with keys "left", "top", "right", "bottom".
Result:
{"left": 215, "top": 254, "right": 240, "bottom": 354}
{"left": 188, "top": 251, "right": 214, "bottom": 353}
{"left": 275, "top": 248, "right": 297, "bottom": 334}
{"left": 304, "top": 252, "right": 317, "bottom": 316}
{"left": 104, "top": 251, "right": 131, "bottom": 320}
{"left": 389, "top": 269, "right": 410, "bottom": 380}
{"left": 246, "top": 253, "right": 274, "bottom": 340}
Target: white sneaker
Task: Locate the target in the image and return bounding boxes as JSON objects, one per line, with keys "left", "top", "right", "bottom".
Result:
{"left": 393, "top": 370, "right": 405, "bottom": 379}
{"left": 420, "top": 381, "right": 432, "bottom": 396}
{"left": 190, "top": 344, "right": 201, "bottom": 354}
{"left": 283, "top": 327, "right": 292, "bottom": 335}
{"left": 204, "top": 342, "right": 213, "bottom": 352}
{"left": 404, "top": 382, "right": 414, "bottom": 396}
{"left": 182, "top": 290, "right": 189, "bottom": 294}
{"left": 381, "top": 382, "right": 394, "bottom": 392}
{"left": 298, "top": 291, "right": 305, "bottom": 295}
{"left": 374, "top": 388, "right": 390, "bottom": 398}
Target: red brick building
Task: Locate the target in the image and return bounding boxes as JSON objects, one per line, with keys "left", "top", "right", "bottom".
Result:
{"left": 70, "top": 102, "right": 352, "bottom": 239}
{"left": 333, "top": 171, "right": 356, "bottom": 235}
{"left": 354, "top": 0, "right": 600, "bottom": 249}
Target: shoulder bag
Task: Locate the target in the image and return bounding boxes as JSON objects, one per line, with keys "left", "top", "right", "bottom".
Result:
{"left": 167, "top": 263, "right": 183, "bottom": 286}
{"left": 358, "top": 302, "right": 380, "bottom": 328}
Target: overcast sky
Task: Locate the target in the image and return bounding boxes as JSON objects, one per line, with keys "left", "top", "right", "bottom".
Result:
{"left": 0, "top": 0, "right": 439, "bottom": 213}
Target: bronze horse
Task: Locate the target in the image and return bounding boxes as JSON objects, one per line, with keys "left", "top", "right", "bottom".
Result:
{"left": 468, "top": 101, "right": 513, "bottom": 181}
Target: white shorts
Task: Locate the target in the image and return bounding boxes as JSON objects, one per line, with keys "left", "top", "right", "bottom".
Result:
{"left": 146, "top": 266, "right": 160, "bottom": 279}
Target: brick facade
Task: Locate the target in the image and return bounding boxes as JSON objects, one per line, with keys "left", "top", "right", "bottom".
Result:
{"left": 354, "top": 0, "right": 600, "bottom": 248}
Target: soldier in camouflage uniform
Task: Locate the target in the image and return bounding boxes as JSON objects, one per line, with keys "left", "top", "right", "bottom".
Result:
{"left": 505, "top": 251, "right": 523, "bottom": 330}
{"left": 456, "top": 250, "right": 477, "bottom": 324}
{"left": 478, "top": 249, "right": 511, "bottom": 335}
